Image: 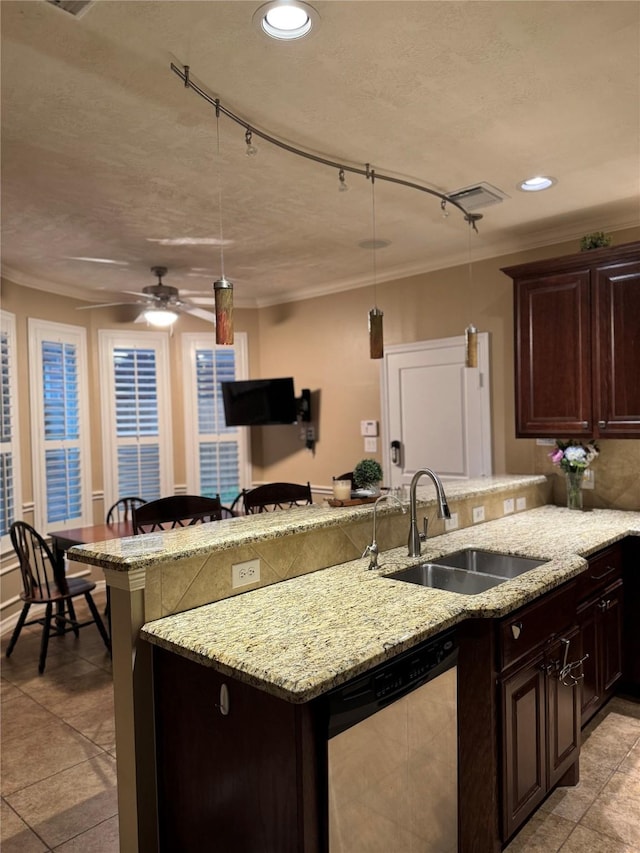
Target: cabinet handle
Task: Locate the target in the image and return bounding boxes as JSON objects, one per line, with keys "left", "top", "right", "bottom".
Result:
{"left": 598, "top": 420, "right": 607, "bottom": 428}
{"left": 216, "top": 683, "right": 230, "bottom": 716}
{"left": 590, "top": 565, "right": 615, "bottom": 581}
{"left": 581, "top": 421, "right": 589, "bottom": 429}
{"left": 511, "top": 622, "right": 523, "bottom": 640}
{"left": 598, "top": 599, "right": 611, "bottom": 612}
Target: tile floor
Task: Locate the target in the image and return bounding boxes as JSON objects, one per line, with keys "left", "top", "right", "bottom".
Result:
{"left": 1, "top": 590, "right": 639, "bottom": 852}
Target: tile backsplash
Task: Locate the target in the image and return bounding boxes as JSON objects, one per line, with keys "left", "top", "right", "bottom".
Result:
{"left": 535, "top": 439, "right": 640, "bottom": 511}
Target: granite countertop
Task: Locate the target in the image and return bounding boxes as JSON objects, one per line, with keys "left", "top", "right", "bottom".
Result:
{"left": 140, "top": 505, "right": 639, "bottom": 704}
{"left": 68, "top": 474, "right": 547, "bottom": 571}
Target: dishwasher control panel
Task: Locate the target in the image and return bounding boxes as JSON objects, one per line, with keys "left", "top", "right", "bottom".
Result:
{"left": 326, "top": 629, "right": 457, "bottom": 737}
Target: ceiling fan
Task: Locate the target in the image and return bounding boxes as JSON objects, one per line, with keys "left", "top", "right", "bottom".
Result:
{"left": 76, "top": 266, "right": 217, "bottom": 326}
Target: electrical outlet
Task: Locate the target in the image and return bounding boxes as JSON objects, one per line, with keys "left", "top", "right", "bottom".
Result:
{"left": 535, "top": 438, "right": 556, "bottom": 446}
{"left": 444, "top": 512, "right": 459, "bottom": 531}
{"left": 364, "top": 436, "right": 377, "bottom": 452}
{"left": 503, "top": 498, "right": 514, "bottom": 515}
{"left": 232, "top": 559, "right": 261, "bottom": 589}
{"left": 472, "top": 506, "right": 485, "bottom": 524}
{"left": 516, "top": 497, "right": 527, "bottom": 511}
{"left": 582, "top": 469, "right": 595, "bottom": 489}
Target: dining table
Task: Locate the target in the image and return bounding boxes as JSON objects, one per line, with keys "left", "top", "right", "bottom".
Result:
{"left": 49, "top": 520, "right": 133, "bottom": 573}
{"left": 49, "top": 520, "right": 133, "bottom": 637}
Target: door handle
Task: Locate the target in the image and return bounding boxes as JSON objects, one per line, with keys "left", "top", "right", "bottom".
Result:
{"left": 391, "top": 440, "right": 401, "bottom": 466}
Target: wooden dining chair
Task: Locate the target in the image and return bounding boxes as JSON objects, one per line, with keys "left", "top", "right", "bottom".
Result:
{"left": 131, "top": 494, "right": 225, "bottom": 534}
{"left": 242, "top": 482, "right": 313, "bottom": 514}
{"left": 7, "top": 521, "right": 111, "bottom": 674}
{"left": 106, "top": 496, "right": 147, "bottom": 524}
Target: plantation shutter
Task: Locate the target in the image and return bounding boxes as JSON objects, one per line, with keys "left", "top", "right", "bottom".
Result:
{"left": 99, "top": 331, "right": 173, "bottom": 510}
{"left": 28, "top": 320, "right": 91, "bottom": 531}
{"left": 42, "top": 341, "right": 82, "bottom": 522}
{"left": 183, "top": 333, "right": 249, "bottom": 506}
{"left": 113, "top": 347, "right": 162, "bottom": 500}
{"left": 0, "top": 312, "right": 21, "bottom": 540}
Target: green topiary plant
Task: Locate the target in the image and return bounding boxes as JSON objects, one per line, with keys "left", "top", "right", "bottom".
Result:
{"left": 580, "top": 232, "right": 612, "bottom": 251}
{"left": 353, "top": 458, "right": 383, "bottom": 489}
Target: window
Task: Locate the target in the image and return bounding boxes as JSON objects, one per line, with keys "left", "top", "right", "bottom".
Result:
{"left": 28, "top": 320, "right": 91, "bottom": 531}
{"left": 99, "top": 330, "right": 173, "bottom": 509}
{"left": 0, "top": 312, "right": 21, "bottom": 543}
{"left": 182, "top": 333, "right": 249, "bottom": 506}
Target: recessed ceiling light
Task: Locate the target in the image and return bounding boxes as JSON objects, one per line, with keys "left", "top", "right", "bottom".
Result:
{"left": 517, "top": 176, "right": 557, "bottom": 192}
{"left": 253, "top": 1, "right": 320, "bottom": 41}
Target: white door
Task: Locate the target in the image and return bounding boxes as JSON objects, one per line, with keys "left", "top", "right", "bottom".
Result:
{"left": 381, "top": 335, "right": 492, "bottom": 490}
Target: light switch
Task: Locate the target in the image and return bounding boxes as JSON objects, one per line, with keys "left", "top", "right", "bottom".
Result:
{"left": 364, "top": 436, "right": 377, "bottom": 452}
{"left": 360, "top": 420, "right": 378, "bottom": 437}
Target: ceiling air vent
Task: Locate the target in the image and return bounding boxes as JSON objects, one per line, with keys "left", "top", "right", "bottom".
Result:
{"left": 447, "top": 182, "right": 509, "bottom": 211}
{"left": 46, "top": 0, "right": 94, "bottom": 17}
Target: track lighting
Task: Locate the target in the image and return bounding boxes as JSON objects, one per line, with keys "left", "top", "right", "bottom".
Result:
{"left": 213, "top": 105, "right": 234, "bottom": 345}
{"left": 171, "top": 63, "right": 484, "bottom": 360}
{"left": 245, "top": 128, "right": 257, "bottom": 157}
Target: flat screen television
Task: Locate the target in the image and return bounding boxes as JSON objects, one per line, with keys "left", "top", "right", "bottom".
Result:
{"left": 221, "top": 377, "right": 298, "bottom": 426}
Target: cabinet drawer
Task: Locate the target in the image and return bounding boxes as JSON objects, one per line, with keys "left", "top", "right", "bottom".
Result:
{"left": 500, "top": 581, "right": 577, "bottom": 671}
{"left": 576, "top": 545, "right": 622, "bottom": 602}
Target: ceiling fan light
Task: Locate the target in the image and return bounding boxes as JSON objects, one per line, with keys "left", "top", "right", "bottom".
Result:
{"left": 144, "top": 307, "right": 179, "bottom": 328}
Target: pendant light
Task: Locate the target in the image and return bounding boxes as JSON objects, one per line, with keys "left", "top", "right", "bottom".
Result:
{"left": 464, "top": 214, "right": 481, "bottom": 367}
{"left": 368, "top": 168, "right": 383, "bottom": 360}
{"left": 213, "top": 102, "right": 234, "bottom": 345}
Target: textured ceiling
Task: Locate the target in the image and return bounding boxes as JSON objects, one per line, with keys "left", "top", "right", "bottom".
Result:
{"left": 1, "top": 0, "right": 639, "bottom": 310}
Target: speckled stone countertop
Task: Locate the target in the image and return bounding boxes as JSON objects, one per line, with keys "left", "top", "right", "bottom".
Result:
{"left": 68, "top": 474, "right": 547, "bottom": 571}
{"left": 141, "top": 505, "right": 639, "bottom": 704}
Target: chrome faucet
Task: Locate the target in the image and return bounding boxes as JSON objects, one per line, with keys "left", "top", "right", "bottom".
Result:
{"left": 407, "top": 469, "right": 451, "bottom": 557}
{"left": 362, "top": 494, "right": 405, "bottom": 570}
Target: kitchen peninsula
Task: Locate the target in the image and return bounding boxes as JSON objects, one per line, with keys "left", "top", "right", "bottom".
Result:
{"left": 68, "top": 477, "right": 639, "bottom": 853}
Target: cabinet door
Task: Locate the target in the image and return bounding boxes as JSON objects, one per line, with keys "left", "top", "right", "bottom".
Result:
{"left": 578, "top": 598, "right": 602, "bottom": 727}
{"left": 594, "top": 261, "right": 640, "bottom": 437}
{"left": 501, "top": 652, "right": 547, "bottom": 840}
{"left": 600, "top": 578, "right": 624, "bottom": 694}
{"left": 546, "top": 629, "right": 580, "bottom": 790}
{"left": 514, "top": 272, "right": 592, "bottom": 437}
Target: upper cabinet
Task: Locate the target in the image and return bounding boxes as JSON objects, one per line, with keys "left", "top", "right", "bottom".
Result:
{"left": 503, "top": 241, "right": 640, "bottom": 439}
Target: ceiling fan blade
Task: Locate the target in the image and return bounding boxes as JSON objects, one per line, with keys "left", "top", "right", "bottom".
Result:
{"left": 180, "top": 305, "right": 218, "bottom": 323}
{"left": 76, "top": 301, "right": 134, "bottom": 310}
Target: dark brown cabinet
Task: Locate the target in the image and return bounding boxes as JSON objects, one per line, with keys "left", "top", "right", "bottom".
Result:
{"left": 152, "top": 648, "right": 323, "bottom": 853}
{"left": 498, "top": 583, "right": 580, "bottom": 841}
{"left": 502, "top": 241, "right": 640, "bottom": 438}
{"left": 577, "top": 544, "right": 624, "bottom": 726}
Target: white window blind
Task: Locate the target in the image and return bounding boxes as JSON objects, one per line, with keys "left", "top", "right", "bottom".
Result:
{"left": 99, "top": 331, "right": 173, "bottom": 510}
{"left": 182, "top": 332, "right": 249, "bottom": 506}
{"left": 0, "top": 312, "right": 21, "bottom": 542}
{"left": 29, "top": 320, "right": 91, "bottom": 531}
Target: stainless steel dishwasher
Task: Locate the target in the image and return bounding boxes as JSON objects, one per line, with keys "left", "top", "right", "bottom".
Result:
{"left": 325, "top": 629, "right": 458, "bottom": 853}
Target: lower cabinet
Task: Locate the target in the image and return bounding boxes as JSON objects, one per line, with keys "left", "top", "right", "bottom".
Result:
{"left": 500, "top": 627, "right": 580, "bottom": 840}
{"left": 498, "top": 582, "right": 581, "bottom": 842}
{"left": 151, "top": 647, "right": 323, "bottom": 853}
{"left": 577, "top": 545, "right": 624, "bottom": 726}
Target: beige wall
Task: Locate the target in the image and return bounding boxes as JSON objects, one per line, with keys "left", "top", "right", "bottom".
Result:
{"left": 2, "top": 224, "right": 639, "bottom": 541}
{"left": 251, "top": 227, "right": 640, "bottom": 511}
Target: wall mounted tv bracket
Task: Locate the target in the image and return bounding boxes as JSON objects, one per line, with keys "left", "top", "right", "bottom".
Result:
{"left": 296, "top": 389, "right": 311, "bottom": 423}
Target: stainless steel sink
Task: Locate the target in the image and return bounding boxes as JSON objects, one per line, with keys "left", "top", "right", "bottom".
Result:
{"left": 434, "top": 548, "right": 547, "bottom": 578}
{"left": 386, "top": 563, "right": 507, "bottom": 595}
